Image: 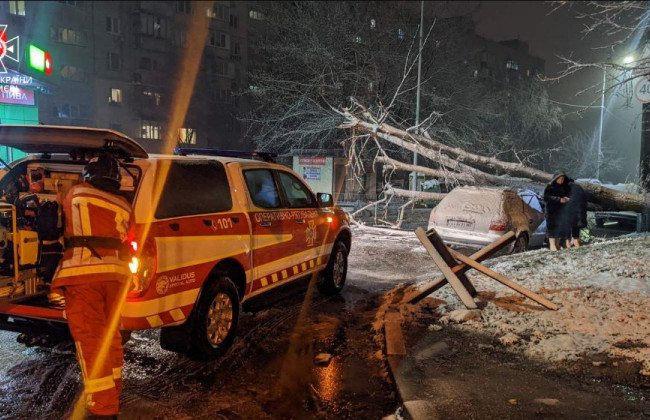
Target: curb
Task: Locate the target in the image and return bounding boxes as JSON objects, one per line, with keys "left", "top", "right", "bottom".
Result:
{"left": 383, "top": 307, "right": 440, "bottom": 420}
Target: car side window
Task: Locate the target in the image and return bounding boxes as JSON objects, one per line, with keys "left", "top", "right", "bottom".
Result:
{"left": 155, "top": 160, "right": 232, "bottom": 219}
{"left": 244, "top": 169, "right": 281, "bottom": 209}
{"left": 277, "top": 171, "right": 316, "bottom": 208}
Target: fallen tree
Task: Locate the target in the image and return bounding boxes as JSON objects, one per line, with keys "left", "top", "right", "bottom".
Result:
{"left": 339, "top": 101, "right": 650, "bottom": 214}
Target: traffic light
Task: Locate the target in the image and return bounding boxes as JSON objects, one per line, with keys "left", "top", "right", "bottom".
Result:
{"left": 27, "top": 43, "right": 51, "bottom": 75}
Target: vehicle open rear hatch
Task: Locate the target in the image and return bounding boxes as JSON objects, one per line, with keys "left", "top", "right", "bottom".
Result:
{"left": 0, "top": 125, "right": 148, "bottom": 159}
{"left": 0, "top": 125, "right": 147, "bottom": 329}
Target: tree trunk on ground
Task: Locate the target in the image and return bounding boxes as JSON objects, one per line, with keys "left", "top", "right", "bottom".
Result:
{"left": 385, "top": 187, "right": 447, "bottom": 201}
{"left": 578, "top": 182, "right": 650, "bottom": 213}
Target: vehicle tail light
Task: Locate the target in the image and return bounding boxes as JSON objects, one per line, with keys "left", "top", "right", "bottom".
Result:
{"left": 128, "top": 238, "right": 157, "bottom": 298}
{"left": 489, "top": 217, "right": 508, "bottom": 232}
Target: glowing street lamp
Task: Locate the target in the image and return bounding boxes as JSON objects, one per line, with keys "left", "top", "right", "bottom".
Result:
{"left": 623, "top": 55, "right": 635, "bottom": 66}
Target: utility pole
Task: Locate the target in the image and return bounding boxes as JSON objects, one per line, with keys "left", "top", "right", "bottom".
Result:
{"left": 411, "top": 0, "right": 424, "bottom": 191}
{"left": 596, "top": 65, "right": 606, "bottom": 181}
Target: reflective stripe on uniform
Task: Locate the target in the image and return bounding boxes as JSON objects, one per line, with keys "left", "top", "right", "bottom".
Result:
{"left": 112, "top": 367, "right": 122, "bottom": 380}
{"left": 84, "top": 375, "right": 116, "bottom": 393}
{"left": 54, "top": 263, "right": 131, "bottom": 278}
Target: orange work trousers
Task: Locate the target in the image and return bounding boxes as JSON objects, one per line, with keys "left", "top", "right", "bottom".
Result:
{"left": 64, "top": 281, "right": 125, "bottom": 416}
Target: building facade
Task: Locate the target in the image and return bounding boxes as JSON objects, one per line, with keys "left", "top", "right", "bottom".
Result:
{"left": 0, "top": 0, "right": 258, "bottom": 157}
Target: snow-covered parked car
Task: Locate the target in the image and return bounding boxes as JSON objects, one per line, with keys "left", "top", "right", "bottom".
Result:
{"left": 427, "top": 186, "right": 544, "bottom": 253}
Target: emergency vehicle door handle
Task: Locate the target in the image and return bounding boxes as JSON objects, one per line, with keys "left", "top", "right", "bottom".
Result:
{"left": 169, "top": 223, "right": 180, "bottom": 231}
{"left": 295, "top": 219, "right": 305, "bottom": 224}
{"left": 203, "top": 219, "right": 213, "bottom": 227}
{"left": 260, "top": 221, "right": 272, "bottom": 227}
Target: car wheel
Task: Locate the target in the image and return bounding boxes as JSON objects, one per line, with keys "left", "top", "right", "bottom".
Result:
{"left": 188, "top": 275, "right": 240, "bottom": 361}
{"left": 318, "top": 241, "right": 348, "bottom": 295}
{"left": 511, "top": 234, "right": 529, "bottom": 254}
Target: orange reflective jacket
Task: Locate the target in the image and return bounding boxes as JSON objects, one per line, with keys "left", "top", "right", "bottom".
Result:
{"left": 52, "top": 183, "right": 133, "bottom": 288}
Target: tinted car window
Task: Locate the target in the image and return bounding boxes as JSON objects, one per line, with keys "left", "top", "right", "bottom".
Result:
{"left": 155, "top": 160, "right": 232, "bottom": 219}
{"left": 277, "top": 171, "right": 316, "bottom": 208}
{"left": 244, "top": 169, "right": 281, "bottom": 209}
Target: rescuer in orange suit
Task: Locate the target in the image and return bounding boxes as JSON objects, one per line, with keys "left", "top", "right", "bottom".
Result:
{"left": 51, "top": 155, "right": 133, "bottom": 419}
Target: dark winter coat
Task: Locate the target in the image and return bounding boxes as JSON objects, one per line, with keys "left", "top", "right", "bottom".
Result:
{"left": 567, "top": 182, "right": 589, "bottom": 230}
{"left": 543, "top": 170, "right": 571, "bottom": 237}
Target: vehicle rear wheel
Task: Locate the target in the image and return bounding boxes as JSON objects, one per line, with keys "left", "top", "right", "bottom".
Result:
{"left": 188, "top": 275, "right": 240, "bottom": 361}
{"left": 511, "top": 234, "right": 529, "bottom": 254}
{"left": 318, "top": 242, "right": 348, "bottom": 295}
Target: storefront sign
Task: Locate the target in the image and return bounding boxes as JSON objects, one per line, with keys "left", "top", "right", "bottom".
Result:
{"left": 0, "top": 84, "right": 34, "bottom": 105}
{"left": 299, "top": 157, "right": 326, "bottom": 165}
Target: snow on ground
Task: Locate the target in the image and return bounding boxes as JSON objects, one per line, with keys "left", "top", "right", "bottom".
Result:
{"left": 352, "top": 226, "right": 650, "bottom": 373}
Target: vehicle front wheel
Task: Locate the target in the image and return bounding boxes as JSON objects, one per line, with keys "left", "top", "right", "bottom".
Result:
{"left": 188, "top": 275, "right": 240, "bottom": 361}
{"left": 318, "top": 241, "right": 348, "bottom": 295}
{"left": 511, "top": 234, "right": 529, "bottom": 254}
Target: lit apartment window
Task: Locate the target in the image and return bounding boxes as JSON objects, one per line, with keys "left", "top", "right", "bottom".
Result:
{"left": 176, "top": 1, "right": 191, "bottom": 14}
{"left": 139, "top": 13, "right": 167, "bottom": 39}
{"left": 109, "top": 88, "right": 122, "bottom": 104}
{"left": 9, "top": 1, "right": 25, "bottom": 16}
{"left": 249, "top": 9, "right": 264, "bottom": 20}
{"left": 58, "top": 1, "right": 78, "bottom": 5}
{"left": 51, "top": 27, "right": 85, "bottom": 45}
{"left": 397, "top": 28, "right": 404, "bottom": 40}
{"left": 107, "top": 52, "right": 121, "bottom": 71}
{"left": 230, "top": 14, "right": 239, "bottom": 28}
{"left": 141, "top": 120, "right": 162, "bottom": 140}
{"left": 209, "top": 31, "right": 229, "bottom": 49}
{"left": 178, "top": 128, "right": 197, "bottom": 144}
{"left": 208, "top": 4, "right": 228, "bottom": 20}
{"left": 143, "top": 90, "right": 161, "bottom": 106}
{"left": 370, "top": 19, "right": 376, "bottom": 29}
{"left": 60, "top": 65, "right": 85, "bottom": 81}
{"left": 506, "top": 60, "right": 519, "bottom": 71}
{"left": 354, "top": 36, "right": 362, "bottom": 44}
{"left": 106, "top": 16, "right": 120, "bottom": 34}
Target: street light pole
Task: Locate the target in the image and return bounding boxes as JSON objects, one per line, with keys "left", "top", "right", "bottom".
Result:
{"left": 411, "top": 0, "right": 424, "bottom": 191}
{"left": 596, "top": 66, "right": 606, "bottom": 181}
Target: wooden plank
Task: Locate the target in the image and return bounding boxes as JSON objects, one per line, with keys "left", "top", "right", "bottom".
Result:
{"left": 426, "top": 230, "right": 477, "bottom": 297}
{"left": 403, "top": 277, "right": 447, "bottom": 304}
{"left": 450, "top": 231, "right": 516, "bottom": 274}
{"left": 415, "top": 227, "right": 477, "bottom": 309}
{"left": 450, "top": 250, "right": 558, "bottom": 311}
{"left": 385, "top": 311, "right": 406, "bottom": 355}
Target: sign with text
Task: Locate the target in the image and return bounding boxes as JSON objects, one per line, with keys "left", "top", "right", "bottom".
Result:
{"left": 0, "top": 84, "right": 34, "bottom": 105}
{"left": 303, "top": 166, "right": 321, "bottom": 180}
{"left": 293, "top": 156, "right": 333, "bottom": 195}
{"left": 635, "top": 77, "right": 650, "bottom": 103}
{"left": 298, "top": 157, "right": 326, "bottom": 165}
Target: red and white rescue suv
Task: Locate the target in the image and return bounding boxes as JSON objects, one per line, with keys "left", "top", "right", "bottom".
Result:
{"left": 0, "top": 125, "right": 351, "bottom": 359}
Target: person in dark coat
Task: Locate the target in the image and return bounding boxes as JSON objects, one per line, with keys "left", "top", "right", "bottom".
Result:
{"left": 565, "top": 181, "right": 589, "bottom": 248}
{"left": 543, "top": 170, "right": 571, "bottom": 251}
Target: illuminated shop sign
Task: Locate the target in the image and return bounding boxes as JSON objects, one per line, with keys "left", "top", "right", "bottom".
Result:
{"left": 0, "top": 84, "right": 34, "bottom": 105}
{"left": 0, "top": 25, "right": 20, "bottom": 74}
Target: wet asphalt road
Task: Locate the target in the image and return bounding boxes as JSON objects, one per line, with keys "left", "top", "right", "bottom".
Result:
{"left": 0, "top": 228, "right": 427, "bottom": 419}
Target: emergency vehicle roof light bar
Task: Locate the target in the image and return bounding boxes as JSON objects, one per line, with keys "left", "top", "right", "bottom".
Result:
{"left": 174, "top": 148, "right": 278, "bottom": 162}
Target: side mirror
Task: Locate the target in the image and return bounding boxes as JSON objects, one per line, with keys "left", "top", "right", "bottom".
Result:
{"left": 317, "top": 192, "right": 333, "bottom": 207}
